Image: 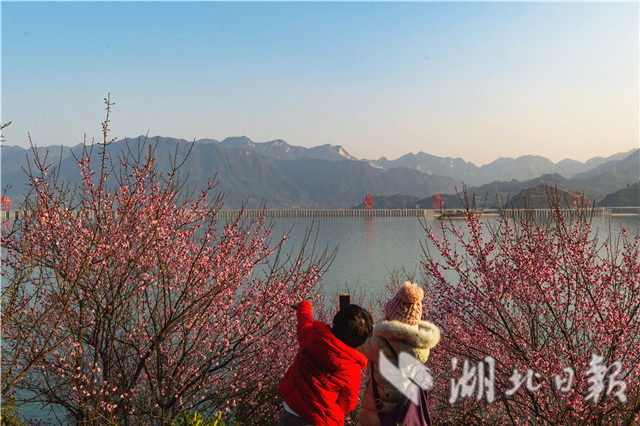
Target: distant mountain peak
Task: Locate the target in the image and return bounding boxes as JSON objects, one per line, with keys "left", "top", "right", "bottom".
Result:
{"left": 220, "top": 136, "right": 255, "bottom": 149}
{"left": 336, "top": 146, "right": 354, "bottom": 159}
{"left": 217, "top": 137, "right": 357, "bottom": 162}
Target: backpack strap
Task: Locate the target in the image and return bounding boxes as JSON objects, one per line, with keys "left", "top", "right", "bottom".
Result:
{"left": 370, "top": 362, "right": 385, "bottom": 419}
{"left": 370, "top": 339, "right": 398, "bottom": 419}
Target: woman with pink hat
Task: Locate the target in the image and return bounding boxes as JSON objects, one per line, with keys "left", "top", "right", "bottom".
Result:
{"left": 357, "top": 282, "right": 441, "bottom": 426}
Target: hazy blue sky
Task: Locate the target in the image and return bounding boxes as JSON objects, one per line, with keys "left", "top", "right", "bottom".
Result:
{"left": 1, "top": 1, "right": 638, "bottom": 166}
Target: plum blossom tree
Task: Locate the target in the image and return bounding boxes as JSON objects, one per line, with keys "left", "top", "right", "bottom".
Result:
{"left": 421, "top": 188, "right": 639, "bottom": 424}
{"left": 1, "top": 97, "right": 332, "bottom": 424}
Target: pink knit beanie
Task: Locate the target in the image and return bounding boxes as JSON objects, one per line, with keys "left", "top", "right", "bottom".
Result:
{"left": 384, "top": 282, "right": 424, "bottom": 326}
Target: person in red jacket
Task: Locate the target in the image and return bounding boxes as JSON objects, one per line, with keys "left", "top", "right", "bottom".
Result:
{"left": 278, "top": 301, "right": 373, "bottom": 426}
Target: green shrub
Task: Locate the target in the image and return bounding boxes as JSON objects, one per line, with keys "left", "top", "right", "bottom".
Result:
{"left": 0, "top": 397, "right": 25, "bottom": 426}
{"left": 172, "top": 411, "right": 231, "bottom": 426}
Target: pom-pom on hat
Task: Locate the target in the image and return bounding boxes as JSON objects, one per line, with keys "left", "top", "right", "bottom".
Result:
{"left": 384, "top": 282, "right": 424, "bottom": 326}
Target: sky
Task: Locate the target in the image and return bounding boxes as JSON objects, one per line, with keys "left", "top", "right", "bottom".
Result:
{"left": 1, "top": 1, "right": 638, "bottom": 166}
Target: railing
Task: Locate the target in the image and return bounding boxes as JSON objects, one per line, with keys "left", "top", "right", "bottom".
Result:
{"left": 496, "top": 207, "right": 640, "bottom": 219}
{"left": 212, "top": 209, "right": 437, "bottom": 219}
{"left": 2, "top": 207, "right": 638, "bottom": 222}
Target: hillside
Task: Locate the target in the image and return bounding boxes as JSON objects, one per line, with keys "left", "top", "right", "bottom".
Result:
{"left": 1, "top": 138, "right": 313, "bottom": 209}
{"left": 413, "top": 174, "right": 572, "bottom": 210}
{"left": 508, "top": 185, "right": 590, "bottom": 209}
{"left": 598, "top": 182, "right": 640, "bottom": 207}
{"left": 1, "top": 138, "right": 456, "bottom": 209}
{"left": 274, "top": 159, "right": 456, "bottom": 208}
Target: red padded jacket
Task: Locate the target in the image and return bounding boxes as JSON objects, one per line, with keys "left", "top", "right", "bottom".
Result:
{"left": 278, "top": 301, "right": 368, "bottom": 426}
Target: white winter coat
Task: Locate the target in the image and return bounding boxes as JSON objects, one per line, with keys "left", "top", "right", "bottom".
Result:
{"left": 357, "top": 320, "right": 440, "bottom": 426}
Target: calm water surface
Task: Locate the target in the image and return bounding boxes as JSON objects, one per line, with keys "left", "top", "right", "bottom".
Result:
{"left": 271, "top": 215, "right": 640, "bottom": 306}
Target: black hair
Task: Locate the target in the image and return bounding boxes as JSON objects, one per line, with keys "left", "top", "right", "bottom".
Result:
{"left": 331, "top": 304, "right": 373, "bottom": 348}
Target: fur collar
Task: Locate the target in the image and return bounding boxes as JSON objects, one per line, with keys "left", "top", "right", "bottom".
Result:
{"left": 373, "top": 320, "right": 440, "bottom": 349}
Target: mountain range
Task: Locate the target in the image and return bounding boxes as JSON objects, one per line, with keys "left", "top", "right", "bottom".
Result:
{"left": 367, "top": 150, "right": 636, "bottom": 186}
{"left": 1, "top": 136, "right": 638, "bottom": 209}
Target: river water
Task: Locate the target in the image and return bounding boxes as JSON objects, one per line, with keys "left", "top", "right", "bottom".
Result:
{"left": 270, "top": 214, "right": 640, "bottom": 308}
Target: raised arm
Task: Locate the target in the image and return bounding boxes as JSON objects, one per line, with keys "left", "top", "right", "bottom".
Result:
{"left": 296, "top": 301, "right": 314, "bottom": 341}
